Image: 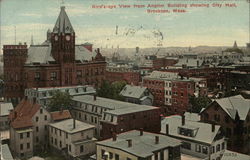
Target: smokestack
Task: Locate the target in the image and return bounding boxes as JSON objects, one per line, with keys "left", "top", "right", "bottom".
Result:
{"left": 73, "top": 119, "right": 76, "bottom": 129}
{"left": 127, "top": 139, "right": 132, "bottom": 147}
{"left": 139, "top": 128, "right": 143, "bottom": 136}
{"left": 165, "top": 124, "right": 169, "bottom": 135}
{"left": 212, "top": 123, "right": 215, "bottom": 132}
{"left": 93, "top": 94, "right": 97, "bottom": 101}
{"left": 182, "top": 115, "right": 185, "bottom": 126}
{"left": 155, "top": 136, "right": 159, "bottom": 144}
{"left": 112, "top": 133, "right": 117, "bottom": 141}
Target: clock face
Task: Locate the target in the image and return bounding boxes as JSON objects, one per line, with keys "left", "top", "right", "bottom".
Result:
{"left": 66, "top": 35, "right": 71, "bottom": 41}
{"left": 54, "top": 35, "right": 58, "bottom": 41}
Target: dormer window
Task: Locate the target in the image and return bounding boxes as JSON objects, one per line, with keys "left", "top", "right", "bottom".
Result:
{"left": 178, "top": 126, "right": 198, "bottom": 137}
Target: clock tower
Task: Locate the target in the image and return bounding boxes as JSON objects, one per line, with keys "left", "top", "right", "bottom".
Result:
{"left": 51, "top": 6, "right": 75, "bottom": 64}
{"left": 51, "top": 6, "right": 76, "bottom": 85}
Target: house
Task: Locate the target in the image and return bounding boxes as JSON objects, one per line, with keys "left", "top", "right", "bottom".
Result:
{"left": 96, "top": 130, "right": 182, "bottom": 160}
{"left": 120, "top": 84, "right": 153, "bottom": 105}
{"left": 0, "top": 102, "right": 13, "bottom": 130}
{"left": 48, "top": 119, "right": 97, "bottom": 159}
{"left": 161, "top": 115, "right": 227, "bottom": 160}
{"left": 8, "top": 97, "right": 72, "bottom": 159}
{"left": 200, "top": 95, "right": 250, "bottom": 154}
{"left": 71, "top": 95, "right": 161, "bottom": 139}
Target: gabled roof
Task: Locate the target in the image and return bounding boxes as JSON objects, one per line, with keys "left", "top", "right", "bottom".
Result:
{"left": 25, "top": 45, "right": 55, "bottom": 64}
{"left": 214, "top": 95, "right": 250, "bottom": 120}
{"left": 53, "top": 6, "right": 74, "bottom": 33}
{"left": 50, "top": 110, "right": 71, "bottom": 122}
{"left": 120, "top": 85, "right": 148, "bottom": 99}
{"left": 9, "top": 99, "right": 40, "bottom": 129}
{"left": 96, "top": 130, "right": 181, "bottom": 158}
{"left": 161, "top": 115, "right": 221, "bottom": 144}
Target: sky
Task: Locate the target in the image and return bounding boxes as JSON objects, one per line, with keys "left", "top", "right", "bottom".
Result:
{"left": 0, "top": 0, "right": 249, "bottom": 52}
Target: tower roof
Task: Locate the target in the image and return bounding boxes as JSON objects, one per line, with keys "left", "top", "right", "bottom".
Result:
{"left": 233, "top": 41, "right": 238, "bottom": 49}
{"left": 53, "top": 6, "right": 74, "bottom": 34}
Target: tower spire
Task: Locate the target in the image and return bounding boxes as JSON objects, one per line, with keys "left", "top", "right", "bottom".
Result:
{"left": 53, "top": 6, "right": 74, "bottom": 33}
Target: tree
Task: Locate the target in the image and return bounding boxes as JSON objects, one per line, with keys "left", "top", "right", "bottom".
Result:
{"left": 97, "top": 80, "right": 126, "bottom": 101}
{"left": 48, "top": 90, "right": 73, "bottom": 112}
{"left": 189, "top": 96, "right": 212, "bottom": 113}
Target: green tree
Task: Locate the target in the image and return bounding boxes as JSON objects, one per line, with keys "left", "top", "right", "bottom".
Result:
{"left": 189, "top": 96, "right": 212, "bottom": 113}
{"left": 48, "top": 90, "right": 73, "bottom": 112}
{"left": 97, "top": 80, "right": 126, "bottom": 100}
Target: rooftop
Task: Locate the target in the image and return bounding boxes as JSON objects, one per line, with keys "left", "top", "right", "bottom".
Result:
{"left": 161, "top": 115, "right": 221, "bottom": 144}
{"left": 50, "top": 110, "right": 71, "bottom": 121}
{"left": 120, "top": 84, "right": 148, "bottom": 99}
{"left": 72, "top": 95, "right": 157, "bottom": 112}
{"left": 96, "top": 130, "right": 181, "bottom": 158}
{"left": 211, "top": 95, "right": 250, "bottom": 120}
{"left": 9, "top": 99, "right": 40, "bottom": 129}
{"left": 49, "top": 119, "right": 95, "bottom": 134}
{"left": 221, "top": 150, "right": 250, "bottom": 160}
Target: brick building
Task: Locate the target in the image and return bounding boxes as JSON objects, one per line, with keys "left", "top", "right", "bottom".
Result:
{"left": 143, "top": 71, "right": 205, "bottom": 115}
{"left": 3, "top": 6, "right": 106, "bottom": 105}
{"left": 153, "top": 57, "right": 178, "bottom": 70}
{"left": 200, "top": 95, "right": 250, "bottom": 154}
{"left": 106, "top": 71, "right": 140, "bottom": 85}
{"left": 71, "top": 95, "right": 161, "bottom": 139}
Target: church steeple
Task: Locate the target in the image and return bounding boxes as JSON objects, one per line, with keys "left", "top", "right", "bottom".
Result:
{"left": 53, "top": 6, "right": 74, "bottom": 34}
{"left": 233, "top": 41, "right": 238, "bottom": 49}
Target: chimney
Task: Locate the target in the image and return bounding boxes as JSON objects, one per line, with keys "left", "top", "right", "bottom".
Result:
{"left": 165, "top": 124, "right": 169, "bottom": 135}
{"left": 112, "top": 133, "right": 117, "bottom": 141}
{"left": 212, "top": 123, "right": 215, "bottom": 132}
{"left": 14, "top": 111, "right": 17, "bottom": 119}
{"left": 93, "top": 94, "right": 97, "bottom": 101}
{"left": 60, "top": 107, "right": 63, "bottom": 114}
{"left": 73, "top": 119, "right": 76, "bottom": 129}
{"left": 182, "top": 115, "right": 185, "bottom": 126}
{"left": 155, "top": 136, "right": 159, "bottom": 144}
{"left": 139, "top": 128, "right": 143, "bottom": 136}
{"left": 127, "top": 139, "right": 132, "bottom": 147}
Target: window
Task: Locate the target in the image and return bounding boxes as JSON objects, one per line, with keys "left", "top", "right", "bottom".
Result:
{"left": 60, "top": 141, "right": 62, "bottom": 148}
{"left": 216, "top": 144, "right": 220, "bottom": 152}
{"left": 55, "top": 139, "right": 57, "bottom": 145}
{"left": 109, "top": 152, "right": 113, "bottom": 159}
{"left": 115, "top": 154, "right": 119, "bottom": 160}
{"left": 77, "top": 70, "right": 82, "bottom": 78}
{"left": 66, "top": 133, "right": 68, "bottom": 139}
{"left": 27, "top": 143, "right": 30, "bottom": 149}
{"left": 101, "top": 150, "right": 105, "bottom": 158}
{"left": 44, "top": 115, "right": 47, "bottom": 121}
{"left": 202, "top": 146, "right": 208, "bottom": 154}
{"left": 84, "top": 114, "right": 87, "bottom": 121}
{"left": 80, "top": 145, "right": 84, "bottom": 153}
{"left": 69, "top": 145, "right": 71, "bottom": 152}
{"left": 20, "top": 133, "right": 23, "bottom": 139}
{"left": 20, "top": 144, "right": 23, "bottom": 150}
{"left": 40, "top": 109, "right": 43, "bottom": 114}
{"left": 195, "top": 144, "right": 201, "bottom": 152}
{"left": 51, "top": 137, "right": 53, "bottom": 144}
{"left": 36, "top": 117, "right": 39, "bottom": 122}
{"left": 181, "top": 142, "right": 191, "bottom": 150}
{"left": 36, "top": 137, "right": 39, "bottom": 142}
{"left": 111, "top": 116, "right": 114, "bottom": 122}
{"left": 35, "top": 72, "right": 40, "bottom": 80}
{"left": 60, "top": 130, "right": 62, "bottom": 136}
{"left": 36, "top": 126, "right": 39, "bottom": 132}
{"left": 27, "top": 132, "right": 30, "bottom": 138}
{"left": 50, "top": 72, "right": 57, "bottom": 80}
{"left": 212, "top": 146, "right": 215, "bottom": 153}
{"left": 127, "top": 158, "right": 131, "bottom": 160}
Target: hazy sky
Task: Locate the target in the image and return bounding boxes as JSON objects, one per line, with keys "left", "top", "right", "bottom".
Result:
{"left": 0, "top": 0, "right": 249, "bottom": 52}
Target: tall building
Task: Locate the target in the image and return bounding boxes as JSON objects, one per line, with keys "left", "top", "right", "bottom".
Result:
{"left": 3, "top": 6, "right": 106, "bottom": 105}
